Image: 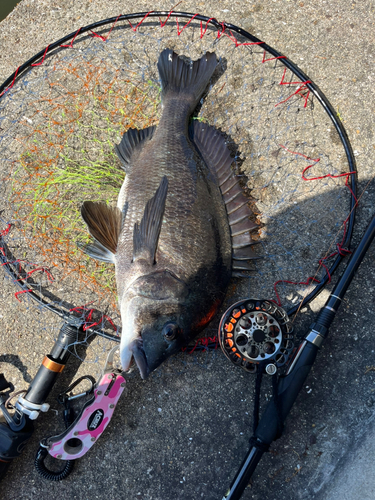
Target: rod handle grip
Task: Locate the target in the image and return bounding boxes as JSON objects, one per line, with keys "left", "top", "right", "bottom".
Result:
{"left": 256, "top": 342, "right": 319, "bottom": 444}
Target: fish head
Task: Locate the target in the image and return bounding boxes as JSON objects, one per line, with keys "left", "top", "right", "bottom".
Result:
{"left": 119, "top": 270, "right": 191, "bottom": 378}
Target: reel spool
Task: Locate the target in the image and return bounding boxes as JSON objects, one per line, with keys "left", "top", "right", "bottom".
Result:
{"left": 218, "top": 299, "right": 295, "bottom": 374}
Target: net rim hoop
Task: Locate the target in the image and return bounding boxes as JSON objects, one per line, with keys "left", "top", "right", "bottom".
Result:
{"left": 0, "top": 10, "right": 357, "bottom": 317}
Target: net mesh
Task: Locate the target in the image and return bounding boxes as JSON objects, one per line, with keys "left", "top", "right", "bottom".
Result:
{"left": 0, "top": 15, "right": 354, "bottom": 374}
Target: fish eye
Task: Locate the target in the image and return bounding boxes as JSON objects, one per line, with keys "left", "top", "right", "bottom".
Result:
{"left": 162, "top": 323, "right": 180, "bottom": 341}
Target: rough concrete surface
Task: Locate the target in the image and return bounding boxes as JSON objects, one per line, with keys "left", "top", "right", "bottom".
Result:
{"left": 0, "top": 1, "right": 375, "bottom": 500}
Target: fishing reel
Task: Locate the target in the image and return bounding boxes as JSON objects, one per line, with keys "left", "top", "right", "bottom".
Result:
{"left": 218, "top": 299, "right": 295, "bottom": 375}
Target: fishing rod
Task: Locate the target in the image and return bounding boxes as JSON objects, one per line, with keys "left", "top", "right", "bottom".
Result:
{"left": 220, "top": 211, "right": 375, "bottom": 499}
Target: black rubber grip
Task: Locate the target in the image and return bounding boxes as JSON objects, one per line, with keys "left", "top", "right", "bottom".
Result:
{"left": 24, "top": 323, "right": 80, "bottom": 405}
{"left": 255, "top": 342, "right": 319, "bottom": 444}
{"left": 0, "top": 374, "right": 11, "bottom": 392}
{"left": 314, "top": 307, "right": 336, "bottom": 331}
{"left": 223, "top": 341, "right": 319, "bottom": 500}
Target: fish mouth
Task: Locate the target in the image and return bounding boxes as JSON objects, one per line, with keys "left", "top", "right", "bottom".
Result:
{"left": 123, "top": 328, "right": 183, "bottom": 379}
{"left": 119, "top": 273, "right": 189, "bottom": 378}
{"left": 131, "top": 338, "right": 150, "bottom": 379}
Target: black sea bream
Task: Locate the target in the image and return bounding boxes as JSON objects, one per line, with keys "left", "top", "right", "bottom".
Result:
{"left": 80, "top": 49, "right": 258, "bottom": 378}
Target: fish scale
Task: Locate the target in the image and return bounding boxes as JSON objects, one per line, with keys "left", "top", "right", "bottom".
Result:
{"left": 116, "top": 107, "right": 220, "bottom": 287}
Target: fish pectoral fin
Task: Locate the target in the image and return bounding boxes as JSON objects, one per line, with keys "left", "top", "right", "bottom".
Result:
{"left": 133, "top": 176, "right": 168, "bottom": 265}
{"left": 114, "top": 126, "right": 156, "bottom": 173}
{"left": 77, "top": 240, "right": 115, "bottom": 263}
{"left": 81, "top": 201, "right": 122, "bottom": 255}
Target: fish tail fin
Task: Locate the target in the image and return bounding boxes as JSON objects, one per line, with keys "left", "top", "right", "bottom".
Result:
{"left": 157, "top": 49, "right": 217, "bottom": 109}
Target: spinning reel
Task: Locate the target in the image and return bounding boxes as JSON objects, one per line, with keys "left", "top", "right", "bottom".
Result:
{"left": 218, "top": 299, "right": 295, "bottom": 375}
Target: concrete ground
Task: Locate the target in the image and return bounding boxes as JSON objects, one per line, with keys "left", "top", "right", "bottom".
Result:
{"left": 1, "top": 1, "right": 375, "bottom": 499}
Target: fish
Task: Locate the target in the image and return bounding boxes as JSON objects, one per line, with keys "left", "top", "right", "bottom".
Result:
{"left": 80, "top": 49, "right": 259, "bottom": 378}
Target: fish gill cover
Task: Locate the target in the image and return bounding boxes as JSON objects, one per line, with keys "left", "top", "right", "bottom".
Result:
{"left": 0, "top": 13, "right": 354, "bottom": 376}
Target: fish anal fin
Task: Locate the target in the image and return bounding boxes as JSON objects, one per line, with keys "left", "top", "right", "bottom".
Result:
{"left": 233, "top": 246, "right": 261, "bottom": 260}
{"left": 133, "top": 176, "right": 169, "bottom": 265}
{"left": 226, "top": 192, "right": 249, "bottom": 215}
{"left": 114, "top": 126, "right": 156, "bottom": 173}
{"left": 228, "top": 204, "right": 254, "bottom": 226}
{"left": 232, "top": 269, "right": 256, "bottom": 278}
{"left": 81, "top": 201, "right": 122, "bottom": 255}
{"left": 223, "top": 183, "right": 243, "bottom": 204}
{"left": 232, "top": 232, "right": 258, "bottom": 249}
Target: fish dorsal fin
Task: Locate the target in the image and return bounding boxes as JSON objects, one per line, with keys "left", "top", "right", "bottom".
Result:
{"left": 81, "top": 201, "right": 122, "bottom": 260}
{"left": 133, "top": 176, "right": 169, "bottom": 265}
{"left": 114, "top": 126, "right": 156, "bottom": 173}
{"left": 190, "top": 121, "right": 235, "bottom": 182}
{"left": 191, "top": 121, "right": 260, "bottom": 274}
